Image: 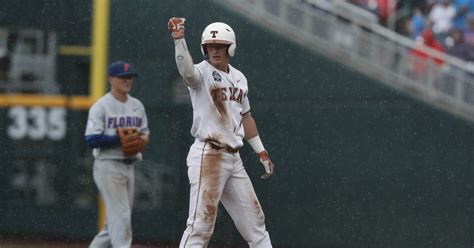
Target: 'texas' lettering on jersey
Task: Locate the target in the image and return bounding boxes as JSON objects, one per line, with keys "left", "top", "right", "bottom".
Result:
{"left": 107, "top": 116, "right": 142, "bottom": 128}
{"left": 211, "top": 87, "right": 246, "bottom": 104}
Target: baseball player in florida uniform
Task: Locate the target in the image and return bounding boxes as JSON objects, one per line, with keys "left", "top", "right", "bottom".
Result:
{"left": 85, "top": 61, "right": 150, "bottom": 248}
{"left": 168, "top": 18, "right": 276, "bottom": 248}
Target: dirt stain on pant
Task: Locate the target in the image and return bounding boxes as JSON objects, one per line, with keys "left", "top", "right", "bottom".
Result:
{"left": 248, "top": 186, "right": 265, "bottom": 224}
{"left": 197, "top": 151, "right": 223, "bottom": 240}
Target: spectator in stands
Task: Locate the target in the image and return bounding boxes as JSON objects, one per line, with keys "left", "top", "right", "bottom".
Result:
{"left": 349, "top": 0, "right": 399, "bottom": 26}
{"left": 452, "top": 0, "right": 471, "bottom": 31}
{"left": 446, "top": 28, "right": 474, "bottom": 60}
{"left": 428, "top": 0, "right": 456, "bottom": 41}
{"left": 409, "top": 7, "right": 426, "bottom": 39}
{"left": 410, "top": 28, "right": 445, "bottom": 75}
{"left": 464, "top": 12, "right": 474, "bottom": 46}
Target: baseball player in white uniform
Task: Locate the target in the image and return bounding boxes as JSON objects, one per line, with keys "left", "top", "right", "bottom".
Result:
{"left": 168, "top": 18, "right": 276, "bottom": 248}
{"left": 85, "top": 61, "right": 150, "bottom": 248}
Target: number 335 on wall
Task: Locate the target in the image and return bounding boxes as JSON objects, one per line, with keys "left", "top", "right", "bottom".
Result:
{"left": 7, "top": 106, "right": 67, "bottom": 141}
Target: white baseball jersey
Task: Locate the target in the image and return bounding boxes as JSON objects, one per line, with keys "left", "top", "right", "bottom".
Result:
{"left": 85, "top": 92, "right": 149, "bottom": 160}
{"left": 188, "top": 60, "right": 250, "bottom": 149}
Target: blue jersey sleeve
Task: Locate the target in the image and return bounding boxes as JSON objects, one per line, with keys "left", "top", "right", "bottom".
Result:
{"left": 85, "top": 134, "right": 121, "bottom": 149}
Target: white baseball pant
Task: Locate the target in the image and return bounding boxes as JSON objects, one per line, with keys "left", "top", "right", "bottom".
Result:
{"left": 90, "top": 159, "right": 135, "bottom": 248}
{"left": 179, "top": 140, "right": 272, "bottom": 248}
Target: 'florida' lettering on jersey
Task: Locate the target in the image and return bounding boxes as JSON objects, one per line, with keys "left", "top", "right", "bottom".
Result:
{"left": 107, "top": 116, "right": 143, "bottom": 128}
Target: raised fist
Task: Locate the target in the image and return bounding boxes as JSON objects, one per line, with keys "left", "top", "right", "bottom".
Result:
{"left": 257, "top": 151, "right": 275, "bottom": 179}
{"left": 168, "top": 17, "right": 186, "bottom": 39}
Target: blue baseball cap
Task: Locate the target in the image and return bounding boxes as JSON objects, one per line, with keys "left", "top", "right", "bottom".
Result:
{"left": 108, "top": 61, "right": 139, "bottom": 77}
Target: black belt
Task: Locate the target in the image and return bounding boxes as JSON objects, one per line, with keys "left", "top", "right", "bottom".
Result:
{"left": 206, "top": 140, "right": 240, "bottom": 154}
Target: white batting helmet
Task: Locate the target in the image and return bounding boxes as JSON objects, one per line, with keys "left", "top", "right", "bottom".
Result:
{"left": 201, "top": 22, "right": 236, "bottom": 57}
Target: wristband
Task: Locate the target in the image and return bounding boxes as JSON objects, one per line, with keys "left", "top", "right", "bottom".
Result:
{"left": 248, "top": 135, "right": 265, "bottom": 154}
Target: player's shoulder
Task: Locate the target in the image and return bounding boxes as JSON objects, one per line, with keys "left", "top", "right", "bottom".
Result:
{"left": 127, "top": 95, "right": 146, "bottom": 108}
{"left": 89, "top": 93, "right": 110, "bottom": 110}
{"left": 229, "top": 64, "right": 245, "bottom": 77}
{"left": 127, "top": 95, "right": 142, "bottom": 103}
{"left": 195, "top": 60, "right": 209, "bottom": 70}
{"left": 229, "top": 64, "right": 247, "bottom": 83}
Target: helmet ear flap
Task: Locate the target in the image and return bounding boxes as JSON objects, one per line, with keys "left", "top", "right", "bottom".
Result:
{"left": 228, "top": 43, "right": 236, "bottom": 57}
{"left": 201, "top": 44, "right": 207, "bottom": 57}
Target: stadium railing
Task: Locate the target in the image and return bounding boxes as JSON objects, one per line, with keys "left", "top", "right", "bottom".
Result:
{"left": 214, "top": 0, "right": 474, "bottom": 122}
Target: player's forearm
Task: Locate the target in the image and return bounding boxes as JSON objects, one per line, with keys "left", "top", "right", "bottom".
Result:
{"left": 85, "top": 134, "right": 120, "bottom": 149}
{"left": 174, "top": 38, "right": 200, "bottom": 87}
{"left": 242, "top": 109, "right": 274, "bottom": 178}
{"left": 242, "top": 113, "right": 259, "bottom": 140}
{"left": 243, "top": 113, "right": 267, "bottom": 153}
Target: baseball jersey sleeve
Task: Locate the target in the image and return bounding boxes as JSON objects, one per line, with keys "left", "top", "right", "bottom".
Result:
{"left": 241, "top": 94, "right": 250, "bottom": 115}
{"left": 174, "top": 38, "right": 202, "bottom": 88}
{"left": 85, "top": 103, "right": 105, "bottom": 136}
{"left": 241, "top": 76, "right": 251, "bottom": 114}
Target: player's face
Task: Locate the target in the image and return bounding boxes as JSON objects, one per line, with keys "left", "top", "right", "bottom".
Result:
{"left": 207, "top": 43, "right": 230, "bottom": 71}
{"left": 110, "top": 75, "right": 134, "bottom": 94}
